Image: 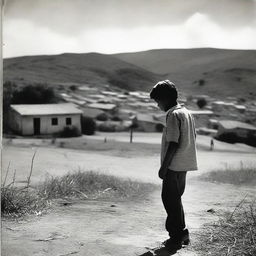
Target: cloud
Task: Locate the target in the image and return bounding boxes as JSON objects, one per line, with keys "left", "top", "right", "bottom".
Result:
{"left": 3, "top": 0, "right": 256, "bottom": 57}
{"left": 4, "top": 13, "right": 256, "bottom": 58}
{"left": 4, "top": 0, "right": 256, "bottom": 33}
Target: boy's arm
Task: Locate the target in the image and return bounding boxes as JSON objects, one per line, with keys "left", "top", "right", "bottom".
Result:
{"left": 159, "top": 141, "right": 178, "bottom": 179}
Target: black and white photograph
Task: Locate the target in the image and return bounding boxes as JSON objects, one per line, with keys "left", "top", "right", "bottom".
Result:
{"left": 1, "top": 0, "right": 256, "bottom": 255}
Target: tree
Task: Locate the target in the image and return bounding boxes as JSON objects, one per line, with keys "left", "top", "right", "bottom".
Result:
{"left": 96, "top": 113, "right": 109, "bottom": 121}
{"left": 197, "top": 98, "right": 207, "bottom": 109}
{"left": 11, "top": 84, "right": 59, "bottom": 104}
{"left": 81, "top": 116, "right": 96, "bottom": 135}
{"left": 198, "top": 79, "right": 205, "bottom": 86}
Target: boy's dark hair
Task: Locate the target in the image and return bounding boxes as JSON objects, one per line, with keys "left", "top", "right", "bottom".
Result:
{"left": 150, "top": 80, "right": 178, "bottom": 102}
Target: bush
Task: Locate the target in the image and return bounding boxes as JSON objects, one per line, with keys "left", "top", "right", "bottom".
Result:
{"left": 59, "top": 126, "right": 81, "bottom": 137}
{"left": 197, "top": 98, "right": 207, "bottom": 109}
{"left": 98, "top": 122, "right": 116, "bottom": 132}
{"left": 198, "top": 79, "right": 205, "bottom": 86}
{"left": 96, "top": 113, "right": 109, "bottom": 121}
{"left": 111, "top": 116, "right": 122, "bottom": 121}
{"left": 1, "top": 186, "right": 47, "bottom": 217}
{"left": 155, "top": 123, "right": 164, "bottom": 132}
{"left": 81, "top": 116, "right": 96, "bottom": 135}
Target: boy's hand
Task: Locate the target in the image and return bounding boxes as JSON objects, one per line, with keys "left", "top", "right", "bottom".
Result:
{"left": 158, "top": 166, "right": 167, "bottom": 179}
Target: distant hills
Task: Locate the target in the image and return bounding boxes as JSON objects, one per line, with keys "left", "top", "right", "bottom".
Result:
{"left": 3, "top": 48, "right": 256, "bottom": 99}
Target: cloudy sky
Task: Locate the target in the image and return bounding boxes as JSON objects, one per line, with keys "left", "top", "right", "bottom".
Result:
{"left": 3, "top": 0, "right": 256, "bottom": 58}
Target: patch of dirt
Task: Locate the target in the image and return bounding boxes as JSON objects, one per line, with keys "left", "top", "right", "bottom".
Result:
{"left": 2, "top": 181, "right": 255, "bottom": 256}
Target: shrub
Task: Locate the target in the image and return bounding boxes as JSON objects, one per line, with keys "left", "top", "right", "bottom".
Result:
{"left": 98, "top": 122, "right": 116, "bottom": 132}
{"left": 155, "top": 123, "right": 164, "bottom": 132}
{"left": 198, "top": 79, "right": 205, "bottom": 86}
{"left": 59, "top": 126, "right": 81, "bottom": 137}
{"left": 96, "top": 113, "right": 109, "bottom": 121}
{"left": 81, "top": 116, "right": 96, "bottom": 135}
{"left": 197, "top": 98, "right": 207, "bottom": 109}
{"left": 1, "top": 186, "right": 47, "bottom": 217}
{"left": 111, "top": 116, "right": 122, "bottom": 121}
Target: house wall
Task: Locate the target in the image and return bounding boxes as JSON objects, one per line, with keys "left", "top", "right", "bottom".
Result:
{"left": 9, "top": 109, "right": 22, "bottom": 134}
{"left": 20, "top": 114, "right": 81, "bottom": 135}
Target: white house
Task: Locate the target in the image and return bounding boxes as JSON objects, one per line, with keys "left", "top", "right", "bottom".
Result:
{"left": 9, "top": 103, "right": 83, "bottom": 136}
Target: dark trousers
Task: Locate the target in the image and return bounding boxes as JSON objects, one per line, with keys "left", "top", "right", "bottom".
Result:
{"left": 161, "top": 170, "right": 187, "bottom": 239}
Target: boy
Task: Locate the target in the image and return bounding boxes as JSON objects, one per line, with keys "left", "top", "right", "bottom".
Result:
{"left": 150, "top": 80, "right": 198, "bottom": 251}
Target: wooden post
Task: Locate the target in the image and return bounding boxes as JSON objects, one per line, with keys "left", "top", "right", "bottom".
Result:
{"left": 130, "top": 127, "right": 133, "bottom": 143}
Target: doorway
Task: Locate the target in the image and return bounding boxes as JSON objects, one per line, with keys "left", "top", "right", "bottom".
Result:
{"left": 33, "top": 118, "right": 41, "bottom": 135}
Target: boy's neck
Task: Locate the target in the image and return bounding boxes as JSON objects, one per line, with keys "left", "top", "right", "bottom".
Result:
{"left": 165, "top": 102, "right": 177, "bottom": 112}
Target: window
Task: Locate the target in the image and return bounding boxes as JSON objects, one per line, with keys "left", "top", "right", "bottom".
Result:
{"left": 66, "top": 117, "right": 72, "bottom": 125}
{"left": 52, "top": 118, "right": 58, "bottom": 126}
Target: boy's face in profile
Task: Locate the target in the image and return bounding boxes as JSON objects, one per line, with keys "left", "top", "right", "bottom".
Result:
{"left": 155, "top": 99, "right": 170, "bottom": 112}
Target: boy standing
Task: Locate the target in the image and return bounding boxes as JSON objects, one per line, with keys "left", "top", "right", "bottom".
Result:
{"left": 150, "top": 80, "right": 198, "bottom": 251}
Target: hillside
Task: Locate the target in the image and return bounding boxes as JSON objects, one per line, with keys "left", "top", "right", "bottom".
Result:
{"left": 3, "top": 52, "right": 161, "bottom": 92}
{"left": 115, "top": 48, "right": 256, "bottom": 99}
{"left": 4, "top": 48, "right": 256, "bottom": 99}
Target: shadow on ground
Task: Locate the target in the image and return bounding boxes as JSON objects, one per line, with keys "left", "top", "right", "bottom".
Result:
{"left": 139, "top": 246, "right": 178, "bottom": 256}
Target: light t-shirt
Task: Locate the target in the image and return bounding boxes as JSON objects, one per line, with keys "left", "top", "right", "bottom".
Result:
{"left": 161, "top": 104, "right": 198, "bottom": 172}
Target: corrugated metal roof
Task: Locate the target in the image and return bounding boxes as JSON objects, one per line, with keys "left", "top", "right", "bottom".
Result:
{"left": 10, "top": 103, "right": 83, "bottom": 116}
{"left": 190, "top": 110, "right": 213, "bottom": 115}
{"left": 219, "top": 120, "right": 256, "bottom": 130}
{"left": 136, "top": 114, "right": 159, "bottom": 123}
{"left": 87, "top": 103, "right": 116, "bottom": 110}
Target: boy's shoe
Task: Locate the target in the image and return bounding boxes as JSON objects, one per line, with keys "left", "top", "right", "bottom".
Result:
{"left": 163, "top": 237, "right": 182, "bottom": 251}
{"left": 163, "top": 229, "right": 190, "bottom": 250}
{"left": 181, "top": 228, "right": 190, "bottom": 245}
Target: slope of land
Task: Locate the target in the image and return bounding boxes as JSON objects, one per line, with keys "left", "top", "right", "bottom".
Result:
{"left": 115, "top": 48, "right": 256, "bottom": 99}
{"left": 4, "top": 48, "right": 256, "bottom": 99}
{"left": 3, "top": 52, "right": 161, "bottom": 91}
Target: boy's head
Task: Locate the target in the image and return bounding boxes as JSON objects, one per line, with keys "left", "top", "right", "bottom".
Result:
{"left": 150, "top": 80, "right": 178, "bottom": 111}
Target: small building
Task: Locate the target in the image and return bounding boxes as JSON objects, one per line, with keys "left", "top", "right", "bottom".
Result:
{"left": 216, "top": 120, "right": 256, "bottom": 139}
{"left": 81, "top": 107, "right": 104, "bottom": 119}
{"left": 87, "top": 103, "right": 117, "bottom": 114}
{"left": 190, "top": 110, "right": 214, "bottom": 128}
{"left": 134, "top": 113, "right": 163, "bottom": 132}
{"left": 9, "top": 103, "right": 83, "bottom": 136}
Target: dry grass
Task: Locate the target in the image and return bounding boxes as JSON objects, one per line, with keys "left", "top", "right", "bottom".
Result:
{"left": 38, "top": 170, "right": 157, "bottom": 200}
{"left": 200, "top": 164, "right": 256, "bottom": 186}
{"left": 195, "top": 199, "right": 256, "bottom": 256}
{"left": 1, "top": 170, "right": 157, "bottom": 218}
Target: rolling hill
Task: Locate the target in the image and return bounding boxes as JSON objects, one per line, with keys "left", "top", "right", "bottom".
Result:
{"left": 3, "top": 52, "right": 161, "bottom": 92}
{"left": 3, "top": 48, "right": 256, "bottom": 99}
{"left": 115, "top": 48, "right": 256, "bottom": 99}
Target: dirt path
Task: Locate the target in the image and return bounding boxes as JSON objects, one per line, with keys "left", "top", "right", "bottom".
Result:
{"left": 2, "top": 179, "right": 255, "bottom": 256}
{"left": 2, "top": 134, "right": 256, "bottom": 255}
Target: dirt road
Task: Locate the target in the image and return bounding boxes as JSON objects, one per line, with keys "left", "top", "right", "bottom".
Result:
{"left": 2, "top": 133, "right": 256, "bottom": 255}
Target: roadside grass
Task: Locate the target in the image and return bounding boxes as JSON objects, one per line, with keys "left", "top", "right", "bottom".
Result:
{"left": 195, "top": 199, "right": 256, "bottom": 256}
{"left": 1, "top": 170, "right": 158, "bottom": 218}
{"left": 200, "top": 164, "right": 256, "bottom": 186}
{"left": 38, "top": 170, "right": 157, "bottom": 200}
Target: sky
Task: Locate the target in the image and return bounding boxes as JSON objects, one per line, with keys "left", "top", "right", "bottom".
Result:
{"left": 2, "top": 0, "right": 256, "bottom": 58}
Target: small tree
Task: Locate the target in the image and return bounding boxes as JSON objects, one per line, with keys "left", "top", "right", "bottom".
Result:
{"left": 96, "top": 113, "right": 109, "bottom": 121}
{"left": 198, "top": 79, "right": 205, "bottom": 86}
{"left": 81, "top": 116, "right": 96, "bottom": 135}
{"left": 11, "top": 84, "right": 59, "bottom": 104}
{"left": 197, "top": 98, "right": 207, "bottom": 109}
